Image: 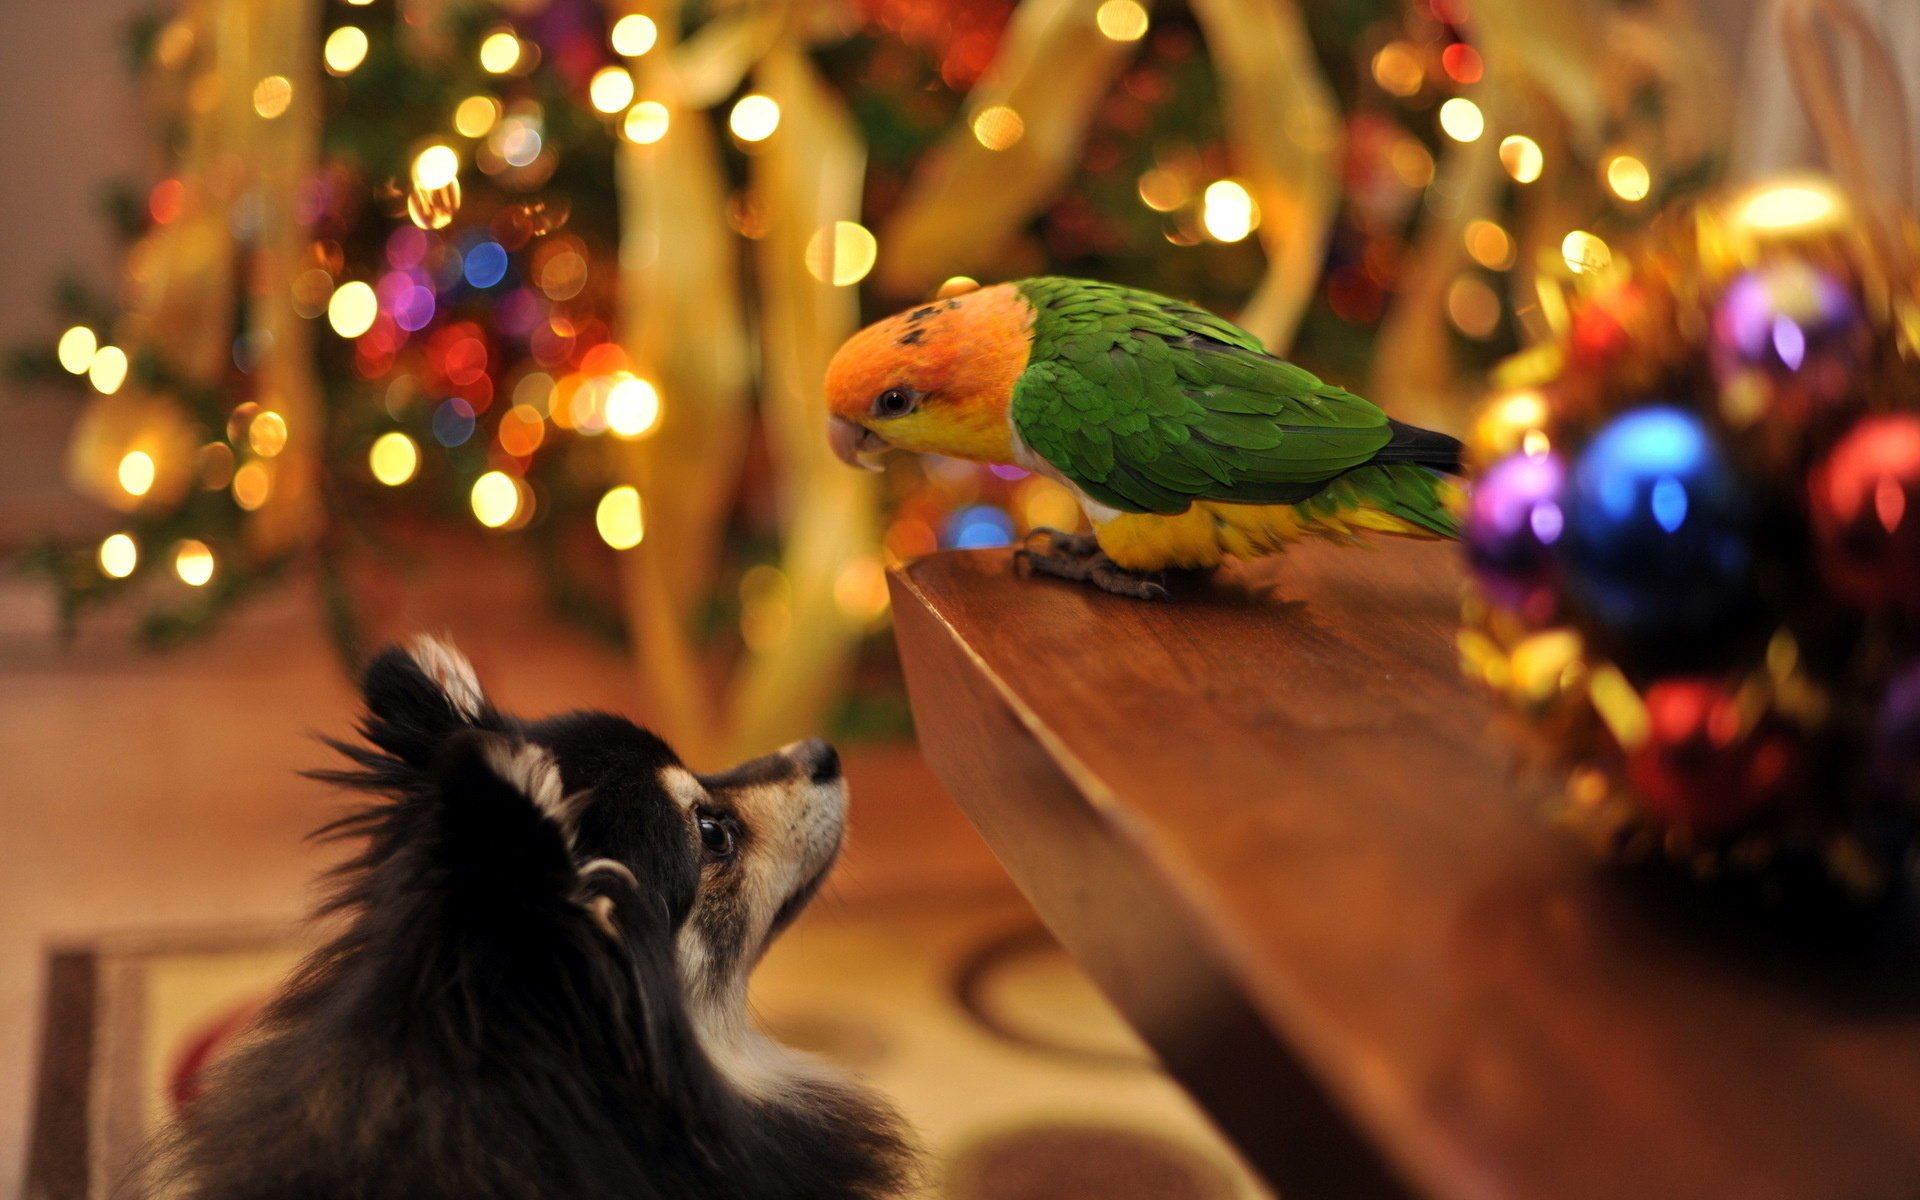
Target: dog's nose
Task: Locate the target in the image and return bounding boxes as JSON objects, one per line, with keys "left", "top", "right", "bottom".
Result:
{"left": 796, "top": 737, "right": 841, "bottom": 784}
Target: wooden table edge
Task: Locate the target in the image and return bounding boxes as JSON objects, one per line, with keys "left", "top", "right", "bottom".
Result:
{"left": 888, "top": 557, "right": 1463, "bottom": 1199}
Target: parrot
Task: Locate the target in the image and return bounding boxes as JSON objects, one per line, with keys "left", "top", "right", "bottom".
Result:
{"left": 824, "top": 276, "right": 1465, "bottom": 599}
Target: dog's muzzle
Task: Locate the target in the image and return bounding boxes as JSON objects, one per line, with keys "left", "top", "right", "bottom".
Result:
{"left": 828, "top": 416, "right": 886, "bottom": 471}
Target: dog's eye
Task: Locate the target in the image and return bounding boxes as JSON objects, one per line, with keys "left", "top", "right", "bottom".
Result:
{"left": 697, "top": 814, "right": 738, "bottom": 860}
{"left": 871, "top": 387, "right": 916, "bottom": 419}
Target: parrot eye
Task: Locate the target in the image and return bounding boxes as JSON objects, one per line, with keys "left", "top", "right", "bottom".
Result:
{"left": 871, "top": 387, "right": 917, "bottom": 419}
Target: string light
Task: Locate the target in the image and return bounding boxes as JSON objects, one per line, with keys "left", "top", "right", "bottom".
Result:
{"left": 89, "top": 345, "right": 129, "bottom": 394}
{"left": 478, "top": 30, "right": 522, "bottom": 74}
{"left": 323, "top": 27, "right": 368, "bottom": 76}
{"left": 596, "top": 486, "right": 645, "bottom": 549}
{"left": 1201, "top": 180, "right": 1258, "bottom": 242}
{"left": 589, "top": 66, "right": 635, "bottom": 115}
{"left": 412, "top": 144, "right": 459, "bottom": 189}
{"left": 624, "top": 100, "right": 670, "bottom": 144}
{"left": 471, "top": 470, "right": 521, "bottom": 528}
{"left": 453, "top": 95, "right": 500, "bottom": 138}
{"left": 252, "top": 75, "right": 292, "bottom": 119}
{"left": 174, "top": 539, "right": 215, "bottom": 586}
{"left": 606, "top": 376, "right": 662, "bottom": 438}
{"left": 971, "top": 105, "right": 1024, "bottom": 151}
{"left": 1604, "top": 153, "right": 1651, "bottom": 202}
{"left": 1438, "top": 97, "right": 1484, "bottom": 143}
{"left": 232, "top": 461, "right": 271, "bottom": 510}
{"left": 1561, "top": 230, "right": 1612, "bottom": 275}
{"left": 610, "top": 14, "right": 658, "bottom": 57}
{"left": 729, "top": 94, "right": 780, "bottom": 143}
{"left": 98, "top": 533, "right": 138, "bottom": 579}
{"left": 1095, "top": 0, "right": 1150, "bottom": 41}
{"left": 804, "top": 221, "right": 878, "bottom": 287}
{"left": 57, "top": 326, "right": 97, "bottom": 374}
{"left": 117, "top": 450, "right": 155, "bottom": 497}
{"left": 327, "top": 281, "right": 378, "bottom": 337}
{"left": 1499, "top": 135, "right": 1543, "bottom": 183}
{"left": 368, "top": 431, "right": 419, "bottom": 485}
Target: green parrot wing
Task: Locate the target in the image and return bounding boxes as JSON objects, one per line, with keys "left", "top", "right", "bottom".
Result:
{"left": 1010, "top": 277, "right": 1393, "bottom": 515}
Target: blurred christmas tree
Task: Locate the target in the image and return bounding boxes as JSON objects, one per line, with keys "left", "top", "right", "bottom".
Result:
{"left": 14, "top": 0, "right": 1725, "bottom": 755}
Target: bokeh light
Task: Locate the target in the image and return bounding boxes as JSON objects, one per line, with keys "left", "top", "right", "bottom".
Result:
{"left": 1561, "top": 230, "right": 1612, "bottom": 276}
{"left": 1464, "top": 219, "right": 1514, "bottom": 271}
{"left": 497, "top": 405, "right": 546, "bottom": 456}
{"left": 804, "top": 221, "right": 878, "bottom": 287}
{"left": 1447, "top": 275, "right": 1502, "bottom": 339}
{"left": 327, "top": 281, "right": 378, "bottom": 337}
{"left": 971, "top": 105, "right": 1025, "bottom": 151}
{"left": 606, "top": 376, "right": 662, "bottom": 438}
{"left": 1370, "top": 42, "right": 1423, "bottom": 97}
{"left": 1605, "top": 153, "right": 1651, "bottom": 202}
{"left": 470, "top": 471, "right": 522, "bottom": 528}
{"left": 453, "top": 95, "right": 500, "bottom": 138}
{"left": 729, "top": 94, "right": 781, "bottom": 143}
{"left": 252, "top": 75, "right": 292, "bottom": 119}
{"left": 1438, "top": 97, "right": 1484, "bottom": 143}
{"left": 368, "top": 431, "right": 419, "bottom": 485}
{"left": 589, "top": 66, "right": 635, "bottom": 115}
{"left": 1201, "top": 180, "right": 1258, "bottom": 243}
{"left": 232, "top": 461, "right": 271, "bottom": 510}
{"left": 117, "top": 450, "right": 155, "bottom": 497}
{"left": 464, "top": 241, "right": 509, "bottom": 288}
{"left": 248, "top": 410, "right": 289, "bottom": 458}
{"left": 174, "top": 539, "right": 215, "bottom": 586}
{"left": 610, "top": 14, "right": 658, "bottom": 57}
{"left": 834, "top": 558, "right": 890, "bottom": 620}
{"left": 412, "top": 144, "right": 459, "bottom": 189}
{"left": 57, "top": 326, "right": 97, "bottom": 375}
{"left": 1499, "top": 135, "right": 1543, "bottom": 183}
{"left": 89, "top": 345, "right": 129, "bottom": 394}
{"left": 1095, "top": 0, "right": 1150, "bottom": 42}
{"left": 98, "top": 533, "right": 138, "bottom": 579}
{"left": 479, "top": 30, "right": 522, "bottom": 74}
{"left": 323, "top": 26, "right": 368, "bottom": 76}
{"left": 624, "top": 100, "right": 670, "bottom": 144}
{"left": 1735, "top": 180, "right": 1843, "bottom": 232}
{"left": 596, "top": 486, "right": 645, "bottom": 549}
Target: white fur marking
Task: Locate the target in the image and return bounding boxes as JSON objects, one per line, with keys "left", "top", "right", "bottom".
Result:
{"left": 579, "top": 857, "right": 639, "bottom": 891}
{"left": 480, "top": 739, "right": 570, "bottom": 831}
{"left": 406, "top": 635, "right": 488, "bottom": 721}
{"left": 661, "top": 766, "right": 706, "bottom": 812}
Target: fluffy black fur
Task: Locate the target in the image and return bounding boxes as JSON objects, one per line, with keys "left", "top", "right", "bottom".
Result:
{"left": 152, "top": 644, "right": 912, "bottom": 1199}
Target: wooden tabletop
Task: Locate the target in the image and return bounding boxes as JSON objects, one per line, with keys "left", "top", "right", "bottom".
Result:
{"left": 888, "top": 541, "right": 1920, "bottom": 1200}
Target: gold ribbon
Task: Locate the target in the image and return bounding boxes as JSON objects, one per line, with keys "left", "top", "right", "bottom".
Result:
{"left": 68, "top": 0, "right": 324, "bottom": 552}
{"left": 1189, "top": 0, "right": 1340, "bottom": 353}
{"left": 608, "top": 1, "right": 876, "bottom": 763}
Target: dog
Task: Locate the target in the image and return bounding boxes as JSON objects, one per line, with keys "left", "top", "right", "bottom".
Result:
{"left": 154, "top": 637, "right": 913, "bottom": 1199}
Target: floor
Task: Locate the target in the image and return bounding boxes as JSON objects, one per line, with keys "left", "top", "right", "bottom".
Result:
{"left": 0, "top": 533, "right": 1264, "bottom": 1197}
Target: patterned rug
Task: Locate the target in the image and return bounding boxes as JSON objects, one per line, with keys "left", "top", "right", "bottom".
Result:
{"left": 28, "top": 895, "right": 1270, "bottom": 1199}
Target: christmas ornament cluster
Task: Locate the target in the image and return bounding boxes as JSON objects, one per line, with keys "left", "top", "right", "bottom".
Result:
{"left": 1458, "top": 178, "right": 1920, "bottom": 900}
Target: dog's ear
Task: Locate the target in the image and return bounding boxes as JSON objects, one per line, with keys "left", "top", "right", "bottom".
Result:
{"left": 356, "top": 637, "right": 504, "bottom": 767}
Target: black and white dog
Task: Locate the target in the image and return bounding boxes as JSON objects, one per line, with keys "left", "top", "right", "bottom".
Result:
{"left": 158, "top": 638, "right": 913, "bottom": 1199}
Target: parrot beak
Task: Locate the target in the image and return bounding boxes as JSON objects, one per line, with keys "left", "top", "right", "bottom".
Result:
{"left": 828, "top": 415, "right": 886, "bottom": 471}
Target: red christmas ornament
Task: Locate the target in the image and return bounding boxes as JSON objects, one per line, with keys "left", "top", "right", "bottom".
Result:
{"left": 1808, "top": 413, "right": 1920, "bottom": 610}
{"left": 1625, "top": 679, "right": 1798, "bottom": 835}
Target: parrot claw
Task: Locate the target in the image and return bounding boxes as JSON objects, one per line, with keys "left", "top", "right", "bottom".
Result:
{"left": 1014, "top": 542, "right": 1170, "bottom": 601}
{"left": 1022, "top": 527, "right": 1102, "bottom": 559}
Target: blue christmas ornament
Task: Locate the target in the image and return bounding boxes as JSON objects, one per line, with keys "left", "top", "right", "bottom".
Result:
{"left": 1465, "top": 451, "right": 1566, "bottom": 621}
{"left": 1561, "top": 406, "right": 1755, "bottom": 637}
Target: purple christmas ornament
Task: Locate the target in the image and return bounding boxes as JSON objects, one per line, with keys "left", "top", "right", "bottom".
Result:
{"left": 1711, "top": 262, "right": 1868, "bottom": 421}
{"left": 1465, "top": 451, "right": 1567, "bottom": 623}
